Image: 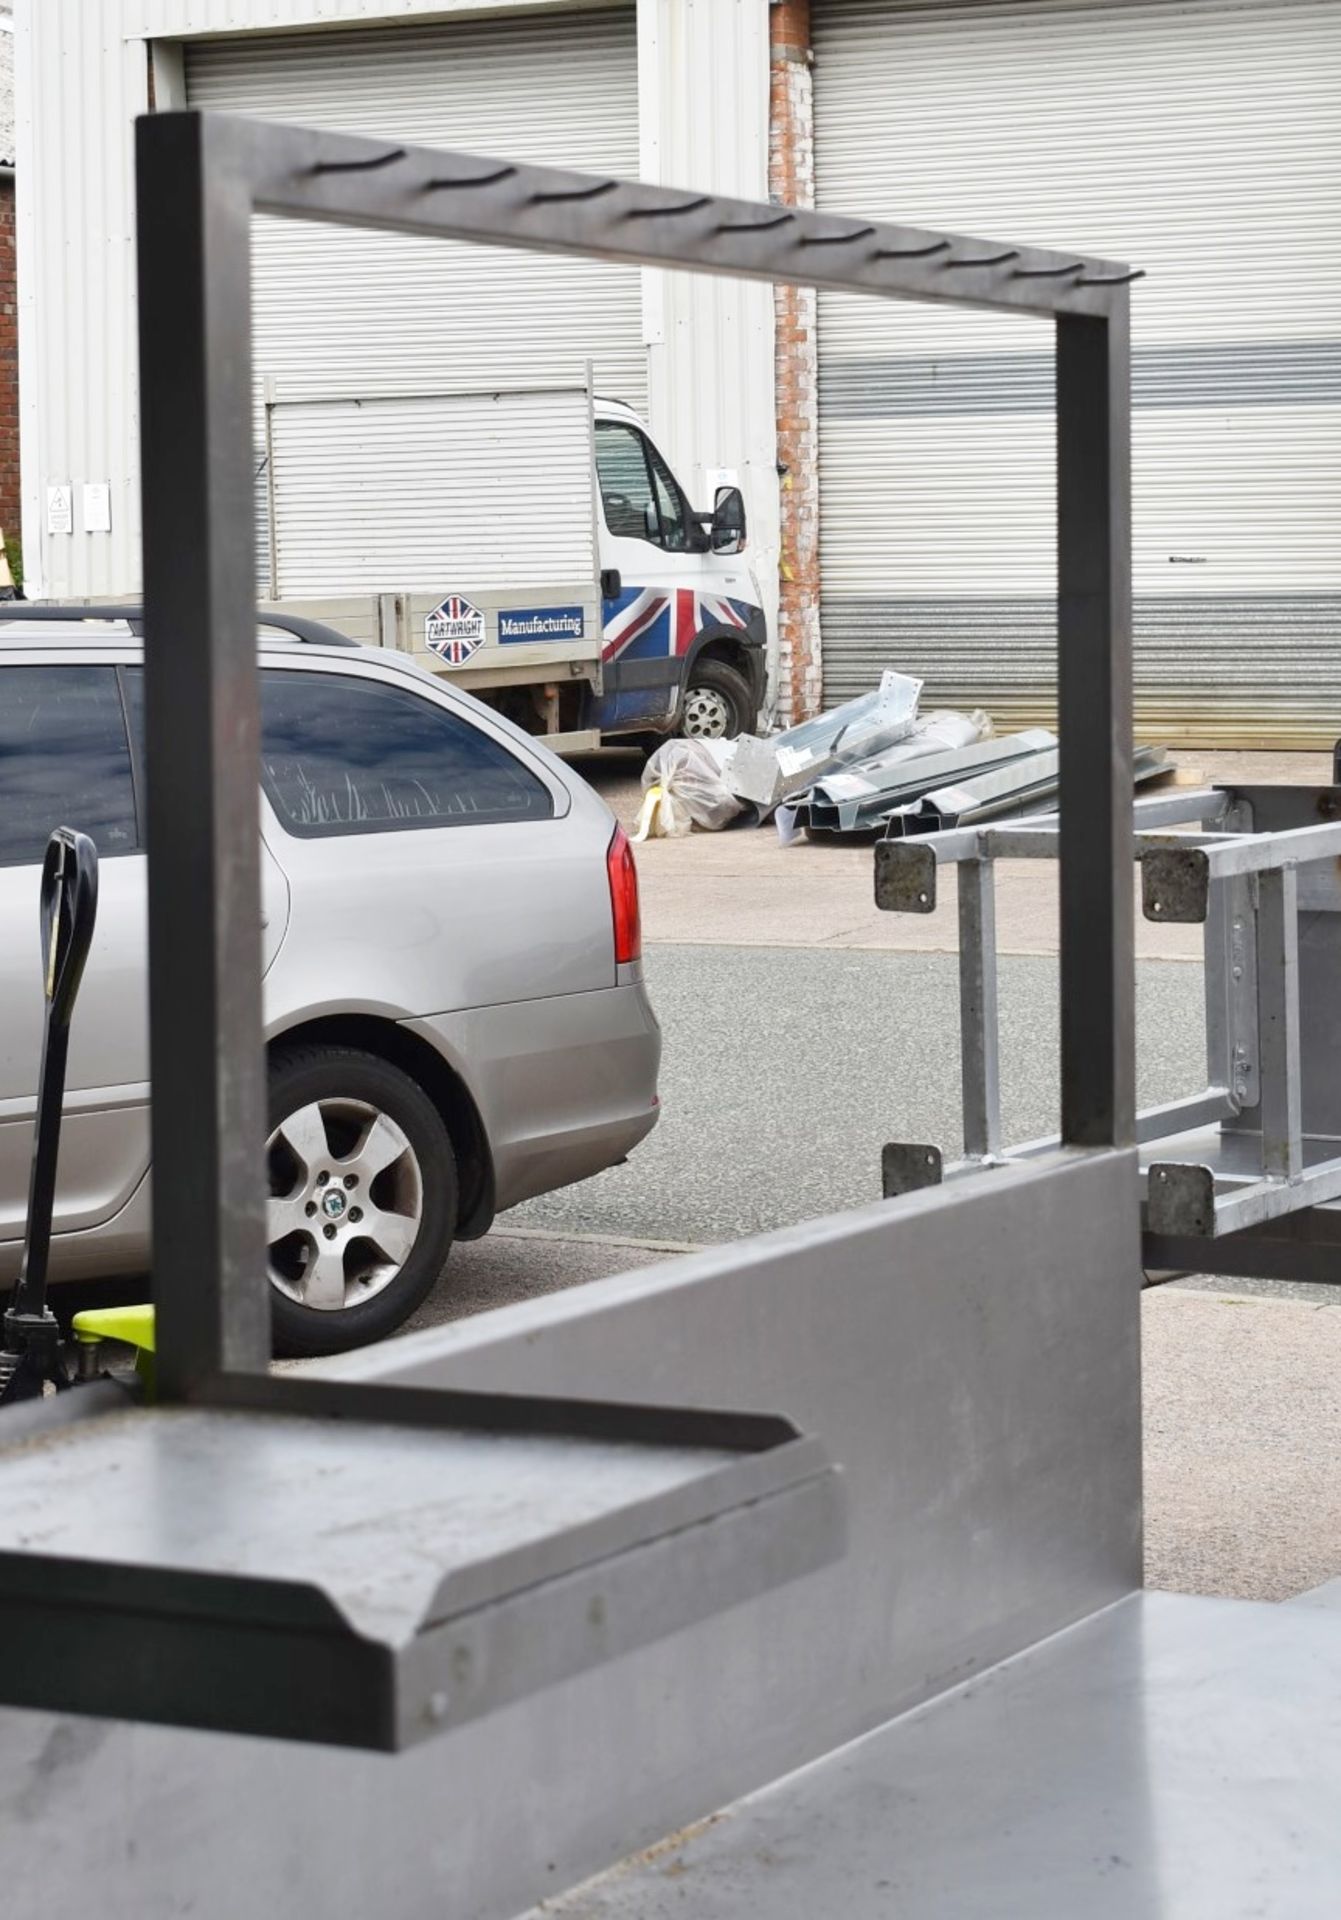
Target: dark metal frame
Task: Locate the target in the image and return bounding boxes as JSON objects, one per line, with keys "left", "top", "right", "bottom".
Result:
{"left": 134, "top": 109, "right": 1136, "bottom": 1407}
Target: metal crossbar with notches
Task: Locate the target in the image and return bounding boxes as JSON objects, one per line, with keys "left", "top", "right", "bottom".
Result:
{"left": 877, "top": 777, "right": 1341, "bottom": 1278}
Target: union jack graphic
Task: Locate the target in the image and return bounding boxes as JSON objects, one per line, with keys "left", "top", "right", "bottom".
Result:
{"left": 425, "top": 594, "right": 485, "bottom": 666}
{"left": 602, "top": 586, "right": 751, "bottom": 664}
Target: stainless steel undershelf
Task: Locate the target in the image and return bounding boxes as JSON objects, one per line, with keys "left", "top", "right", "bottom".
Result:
{"left": 0, "top": 1394, "right": 841, "bottom": 1750}
{"left": 534, "top": 1591, "right": 1341, "bottom": 1918}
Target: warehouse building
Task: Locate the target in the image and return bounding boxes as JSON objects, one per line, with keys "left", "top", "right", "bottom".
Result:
{"left": 17, "top": 0, "right": 1341, "bottom": 743}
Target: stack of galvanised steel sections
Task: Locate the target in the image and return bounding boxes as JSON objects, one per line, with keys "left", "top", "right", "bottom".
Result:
{"left": 802, "top": 729, "right": 1055, "bottom": 835}
{"left": 798, "top": 734, "right": 1168, "bottom": 839}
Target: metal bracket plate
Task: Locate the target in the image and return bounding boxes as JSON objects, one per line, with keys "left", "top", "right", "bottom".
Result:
{"left": 882, "top": 1143, "right": 944, "bottom": 1197}
{"left": 874, "top": 841, "right": 938, "bottom": 914}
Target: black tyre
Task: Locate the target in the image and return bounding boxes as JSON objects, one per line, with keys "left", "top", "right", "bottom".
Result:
{"left": 265, "top": 1044, "right": 458, "bottom": 1357}
{"left": 680, "top": 657, "right": 755, "bottom": 741}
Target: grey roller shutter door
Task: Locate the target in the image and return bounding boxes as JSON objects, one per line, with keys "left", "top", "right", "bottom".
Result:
{"left": 813, "top": 0, "right": 1341, "bottom": 747}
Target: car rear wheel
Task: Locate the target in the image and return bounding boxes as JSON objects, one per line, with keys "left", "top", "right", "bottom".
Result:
{"left": 681, "top": 657, "right": 754, "bottom": 741}
{"left": 265, "top": 1044, "right": 458, "bottom": 1357}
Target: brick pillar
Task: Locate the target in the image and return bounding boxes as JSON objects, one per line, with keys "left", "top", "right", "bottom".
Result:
{"left": 769, "top": 0, "right": 822, "bottom": 724}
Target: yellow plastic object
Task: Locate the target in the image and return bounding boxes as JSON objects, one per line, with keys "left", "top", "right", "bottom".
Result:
{"left": 632, "top": 782, "right": 693, "bottom": 841}
{"left": 72, "top": 1303, "right": 156, "bottom": 1396}
{"left": 73, "top": 1304, "right": 156, "bottom": 1353}
{"left": 632, "top": 783, "right": 664, "bottom": 842}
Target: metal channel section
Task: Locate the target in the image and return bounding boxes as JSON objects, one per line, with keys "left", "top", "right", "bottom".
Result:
{"left": 806, "top": 728, "right": 1057, "bottom": 834}
{"left": 14, "top": 109, "right": 1328, "bottom": 1920}
{"left": 877, "top": 778, "right": 1341, "bottom": 1279}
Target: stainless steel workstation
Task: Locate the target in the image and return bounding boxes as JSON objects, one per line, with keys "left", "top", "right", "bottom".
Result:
{"left": 0, "top": 111, "right": 1337, "bottom": 1919}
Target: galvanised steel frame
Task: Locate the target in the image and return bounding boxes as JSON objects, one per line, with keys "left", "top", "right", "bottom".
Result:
{"left": 876, "top": 777, "right": 1341, "bottom": 1271}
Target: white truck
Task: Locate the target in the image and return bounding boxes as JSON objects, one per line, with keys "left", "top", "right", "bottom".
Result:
{"left": 257, "top": 382, "right": 768, "bottom": 753}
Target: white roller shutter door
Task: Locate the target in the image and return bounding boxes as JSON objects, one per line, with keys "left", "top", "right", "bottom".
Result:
{"left": 187, "top": 10, "right": 642, "bottom": 595}
{"left": 266, "top": 390, "right": 596, "bottom": 598}
{"left": 813, "top": 0, "right": 1341, "bottom": 746}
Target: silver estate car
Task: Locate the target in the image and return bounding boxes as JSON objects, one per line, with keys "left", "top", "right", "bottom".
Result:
{"left": 0, "top": 613, "right": 660, "bottom": 1354}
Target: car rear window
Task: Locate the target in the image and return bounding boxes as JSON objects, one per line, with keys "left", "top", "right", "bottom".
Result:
{"left": 0, "top": 666, "right": 140, "bottom": 867}
{"left": 257, "top": 670, "right": 554, "bottom": 836}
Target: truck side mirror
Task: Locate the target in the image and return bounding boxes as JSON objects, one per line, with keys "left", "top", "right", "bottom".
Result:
{"left": 712, "top": 485, "right": 746, "bottom": 555}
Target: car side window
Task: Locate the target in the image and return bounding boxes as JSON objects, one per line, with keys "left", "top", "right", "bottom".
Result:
{"left": 595, "top": 421, "right": 692, "bottom": 552}
{"left": 0, "top": 666, "right": 140, "bottom": 867}
{"left": 258, "top": 670, "right": 554, "bottom": 837}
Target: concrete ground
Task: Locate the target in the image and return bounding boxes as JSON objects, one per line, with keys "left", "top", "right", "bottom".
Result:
{"left": 397, "top": 745, "right": 1341, "bottom": 1606}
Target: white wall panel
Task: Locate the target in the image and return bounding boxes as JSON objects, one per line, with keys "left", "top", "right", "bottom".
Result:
{"left": 17, "top": 0, "right": 148, "bottom": 597}
{"left": 638, "top": 0, "right": 779, "bottom": 695}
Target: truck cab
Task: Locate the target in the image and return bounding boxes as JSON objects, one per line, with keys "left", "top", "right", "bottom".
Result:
{"left": 587, "top": 400, "right": 767, "bottom": 743}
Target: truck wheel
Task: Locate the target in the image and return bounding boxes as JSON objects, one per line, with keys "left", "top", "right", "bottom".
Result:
{"left": 265, "top": 1044, "right": 457, "bottom": 1357}
{"left": 682, "top": 658, "right": 754, "bottom": 740}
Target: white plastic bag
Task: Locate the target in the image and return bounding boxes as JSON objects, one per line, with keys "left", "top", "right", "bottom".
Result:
{"left": 633, "top": 738, "right": 743, "bottom": 840}
{"left": 910, "top": 708, "right": 993, "bottom": 753}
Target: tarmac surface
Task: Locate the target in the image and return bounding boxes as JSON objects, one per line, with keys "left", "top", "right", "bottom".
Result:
{"left": 509, "top": 943, "right": 1205, "bottom": 1242}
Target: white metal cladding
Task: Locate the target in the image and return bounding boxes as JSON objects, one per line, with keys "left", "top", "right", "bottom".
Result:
{"left": 813, "top": 0, "right": 1341, "bottom": 747}
{"left": 266, "top": 389, "right": 595, "bottom": 597}
{"left": 186, "top": 7, "right": 646, "bottom": 576}
{"left": 16, "top": 0, "right": 149, "bottom": 601}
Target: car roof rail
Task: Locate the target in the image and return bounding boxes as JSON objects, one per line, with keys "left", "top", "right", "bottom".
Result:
{"left": 0, "top": 603, "right": 361, "bottom": 648}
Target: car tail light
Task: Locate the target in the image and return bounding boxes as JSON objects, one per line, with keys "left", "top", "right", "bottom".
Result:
{"left": 607, "top": 824, "right": 642, "bottom": 965}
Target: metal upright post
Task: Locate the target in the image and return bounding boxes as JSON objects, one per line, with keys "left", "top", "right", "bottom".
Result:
{"left": 136, "top": 114, "right": 271, "bottom": 1395}
{"left": 958, "top": 858, "right": 1002, "bottom": 1159}
{"left": 1257, "top": 866, "right": 1302, "bottom": 1181}
{"left": 1056, "top": 304, "right": 1135, "bottom": 1148}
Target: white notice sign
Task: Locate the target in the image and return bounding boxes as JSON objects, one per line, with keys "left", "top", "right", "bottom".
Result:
{"left": 46, "top": 484, "right": 73, "bottom": 535}
{"left": 82, "top": 482, "right": 112, "bottom": 533}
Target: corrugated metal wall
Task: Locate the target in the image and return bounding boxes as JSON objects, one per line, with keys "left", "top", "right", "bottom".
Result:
{"left": 813, "top": 0, "right": 1341, "bottom": 747}
{"left": 16, "top": 0, "right": 149, "bottom": 599}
